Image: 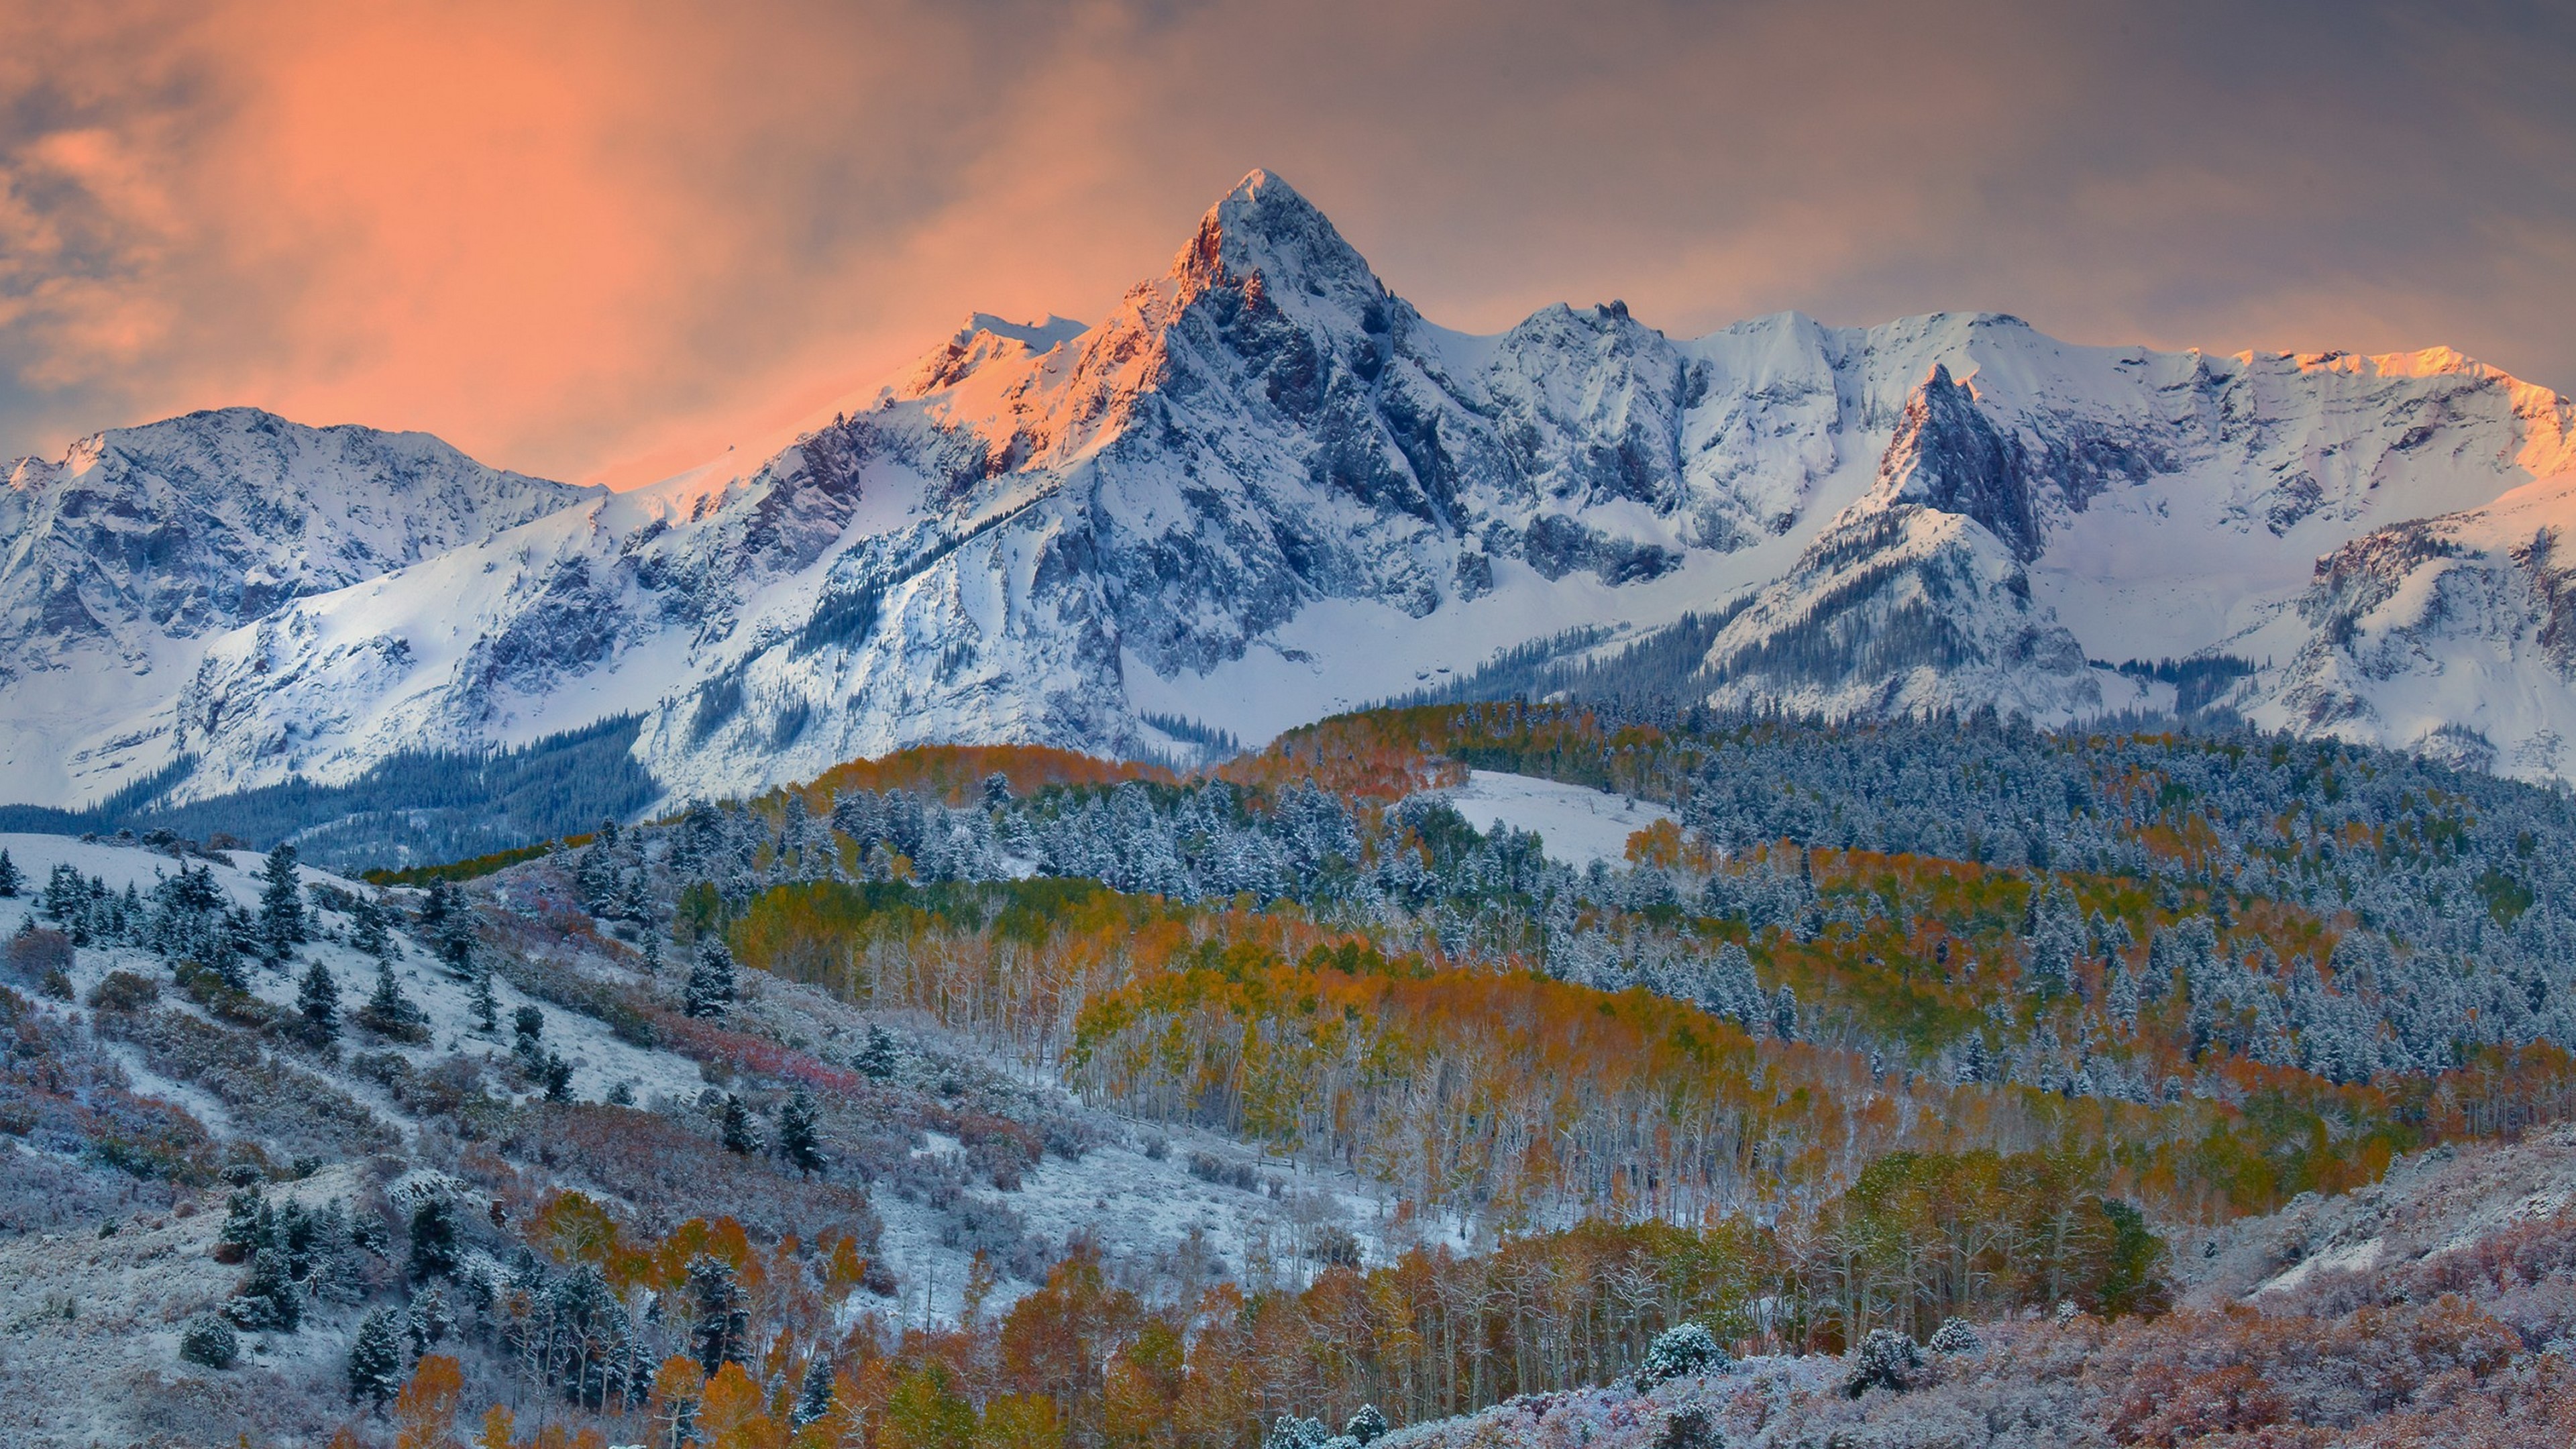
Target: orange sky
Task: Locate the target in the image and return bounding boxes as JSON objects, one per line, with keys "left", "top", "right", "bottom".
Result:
{"left": 3, "top": 0, "right": 2571, "bottom": 487}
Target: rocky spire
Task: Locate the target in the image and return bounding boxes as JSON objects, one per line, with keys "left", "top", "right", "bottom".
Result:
{"left": 1877, "top": 364, "right": 2041, "bottom": 561}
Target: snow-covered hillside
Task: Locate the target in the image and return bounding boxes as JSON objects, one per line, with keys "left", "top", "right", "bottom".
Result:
{"left": 11, "top": 170, "right": 2576, "bottom": 816}
{"left": 0, "top": 831, "right": 1401, "bottom": 1332}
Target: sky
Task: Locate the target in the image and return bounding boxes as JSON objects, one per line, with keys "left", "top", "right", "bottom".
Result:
{"left": 1, "top": 0, "right": 2570, "bottom": 488}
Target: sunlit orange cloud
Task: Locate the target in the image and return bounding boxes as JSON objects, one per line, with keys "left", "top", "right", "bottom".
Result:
{"left": 1, "top": 1, "right": 2571, "bottom": 487}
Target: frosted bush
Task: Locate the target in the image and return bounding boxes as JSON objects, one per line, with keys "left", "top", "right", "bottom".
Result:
{"left": 1637, "top": 1322, "right": 1727, "bottom": 1387}
{"left": 1263, "top": 1415, "right": 1332, "bottom": 1449}
{"left": 1844, "top": 1327, "right": 1925, "bottom": 1397}
{"left": 178, "top": 1313, "right": 238, "bottom": 1369}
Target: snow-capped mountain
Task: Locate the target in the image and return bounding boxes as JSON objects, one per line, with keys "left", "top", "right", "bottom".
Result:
{"left": 8, "top": 168, "right": 2576, "bottom": 814}
{"left": 0, "top": 408, "right": 596, "bottom": 803}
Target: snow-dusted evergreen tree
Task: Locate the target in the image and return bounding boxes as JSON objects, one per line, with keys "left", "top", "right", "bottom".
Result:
{"left": 417, "top": 877, "right": 453, "bottom": 943}
{"left": 179, "top": 1313, "right": 238, "bottom": 1368}
{"left": 720, "top": 1094, "right": 761, "bottom": 1155}
{"left": 419, "top": 878, "right": 477, "bottom": 975}
{"left": 350, "top": 894, "right": 390, "bottom": 957}
{"left": 296, "top": 961, "right": 340, "bottom": 1045}
{"left": 258, "top": 843, "right": 305, "bottom": 962}
{"left": 1695, "top": 942, "right": 1766, "bottom": 1028}
{"left": 793, "top": 1355, "right": 837, "bottom": 1427}
{"left": 686, "top": 937, "right": 737, "bottom": 1018}
{"left": 0, "top": 848, "right": 19, "bottom": 898}
{"left": 2104, "top": 957, "right": 2140, "bottom": 1026}
{"left": 1770, "top": 984, "right": 1801, "bottom": 1041}
{"left": 469, "top": 963, "right": 498, "bottom": 1033}
{"left": 1845, "top": 1327, "right": 1925, "bottom": 1397}
{"left": 2021, "top": 881, "right": 2082, "bottom": 999}
{"left": 346, "top": 1305, "right": 402, "bottom": 1409}
{"left": 231, "top": 1247, "right": 301, "bottom": 1331}
{"left": 776, "top": 1088, "right": 824, "bottom": 1175}
{"left": 406, "top": 1195, "right": 459, "bottom": 1285}
{"left": 857, "top": 1023, "right": 898, "bottom": 1079}
{"left": 538, "top": 1051, "right": 574, "bottom": 1101}
{"left": 361, "top": 963, "right": 427, "bottom": 1040}
{"left": 404, "top": 1287, "right": 451, "bottom": 1362}
{"left": 1264, "top": 1416, "right": 1332, "bottom": 1449}
{"left": 687, "top": 1253, "right": 749, "bottom": 1373}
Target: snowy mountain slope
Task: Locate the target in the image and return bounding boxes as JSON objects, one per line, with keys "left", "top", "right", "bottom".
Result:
{"left": 0, "top": 409, "right": 596, "bottom": 805}
{"left": 12, "top": 170, "right": 2576, "bottom": 816}
{"left": 2251, "top": 469, "right": 2576, "bottom": 775}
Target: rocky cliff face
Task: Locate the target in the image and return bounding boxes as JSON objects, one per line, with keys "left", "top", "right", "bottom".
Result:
{"left": 9, "top": 171, "right": 2576, "bottom": 810}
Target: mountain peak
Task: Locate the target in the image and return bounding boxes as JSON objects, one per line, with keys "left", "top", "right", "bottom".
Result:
{"left": 1224, "top": 166, "right": 1295, "bottom": 205}
{"left": 1175, "top": 168, "right": 1385, "bottom": 317}
{"left": 1876, "top": 362, "right": 2041, "bottom": 561}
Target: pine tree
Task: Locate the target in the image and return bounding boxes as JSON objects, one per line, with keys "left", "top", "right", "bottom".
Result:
{"left": 1770, "top": 984, "right": 1801, "bottom": 1041}
{"left": 469, "top": 963, "right": 498, "bottom": 1033}
{"left": 347, "top": 1305, "right": 403, "bottom": 1410}
{"left": 686, "top": 1254, "right": 749, "bottom": 1374}
{"left": 231, "top": 1246, "right": 301, "bottom": 1330}
{"left": 512, "top": 1005, "right": 546, "bottom": 1069}
{"left": 1636, "top": 1324, "right": 1725, "bottom": 1387}
{"left": 219, "top": 1187, "right": 270, "bottom": 1260}
{"left": 362, "top": 964, "right": 427, "bottom": 1040}
{"left": 685, "top": 938, "right": 736, "bottom": 1018}
{"left": 405, "top": 1287, "right": 453, "bottom": 1360}
{"left": 210, "top": 910, "right": 254, "bottom": 994}
{"left": 856, "top": 1023, "right": 898, "bottom": 1079}
{"left": 1265, "top": 1416, "right": 1330, "bottom": 1449}
{"left": 792, "top": 1354, "right": 837, "bottom": 1427}
{"left": 407, "top": 1196, "right": 459, "bottom": 1285}
{"left": 775, "top": 1088, "right": 824, "bottom": 1175}
{"left": 297, "top": 961, "right": 340, "bottom": 1045}
{"left": 350, "top": 895, "right": 390, "bottom": 957}
{"left": 419, "top": 879, "right": 476, "bottom": 976}
{"left": 720, "top": 1095, "right": 761, "bottom": 1155}
{"left": 258, "top": 844, "right": 305, "bottom": 962}
{"left": 0, "top": 847, "right": 19, "bottom": 898}
{"left": 437, "top": 912, "right": 476, "bottom": 977}
{"left": 1843, "top": 1328, "right": 1925, "bottom": 1397}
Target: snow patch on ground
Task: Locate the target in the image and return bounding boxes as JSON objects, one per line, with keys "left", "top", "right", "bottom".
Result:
{"left": 1430, "top": 771, "right": 1676, "bottom": 869}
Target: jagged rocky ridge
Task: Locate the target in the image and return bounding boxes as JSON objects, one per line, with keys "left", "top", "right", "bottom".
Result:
{"left": 7, "top": 170, "right": 2576, "bottom": 819}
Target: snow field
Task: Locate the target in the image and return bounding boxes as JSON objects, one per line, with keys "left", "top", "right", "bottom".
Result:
{"left": 1430, "top": 771, "right": 1676, "bottom": 869}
